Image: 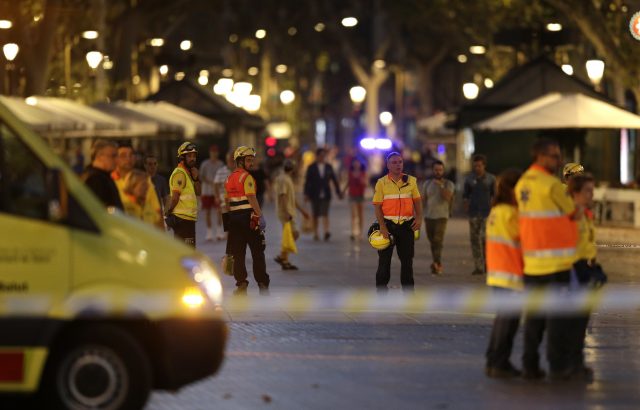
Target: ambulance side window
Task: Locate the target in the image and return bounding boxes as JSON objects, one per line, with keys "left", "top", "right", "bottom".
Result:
{"left": 0, "top": 125, "right": 49, "bottom": 220}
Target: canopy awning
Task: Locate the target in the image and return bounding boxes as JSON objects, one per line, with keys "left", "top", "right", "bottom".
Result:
{"left": 474, "top": 92, "right": 640, "bottom": 131}
{"left": 0, "top": 96, "right": 79, "bottom": 134}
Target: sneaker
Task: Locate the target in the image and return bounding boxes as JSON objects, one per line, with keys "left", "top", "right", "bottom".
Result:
{"left": 282, "top": 262, "right": 299, "bottom": 270}
{"left": 486, "top": 364, "right": 522, "bottom": 379}
{"left": 324, "top": 232, "right": 331, "bottom": 241}
{"left": 522, "top": 368, "right": 546, "bottom": 380}
{"left": 258, "top": 283, "right": 270, "bottom": 296}
{"left": 274, "top": 256, "right": 285, "bottom": 266}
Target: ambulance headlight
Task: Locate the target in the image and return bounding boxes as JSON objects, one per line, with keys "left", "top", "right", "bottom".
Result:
{"left": 181, "top": 257, "right": 223, "bottom": 305}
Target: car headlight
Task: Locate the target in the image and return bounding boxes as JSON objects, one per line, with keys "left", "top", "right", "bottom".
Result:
{"left": 181, "top": 257, "right": 223, "bottom": 305}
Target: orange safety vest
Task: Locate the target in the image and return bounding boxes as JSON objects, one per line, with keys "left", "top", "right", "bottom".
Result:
{"left": 515, "top": 164, "right": 577, "bottom": 275}
{"left": 486, "top": 204, "right": 523, "bottom": 291}
{"left": 225, "top": 169, "right": 254, "bottom": 213}
{"left": 372, "top": 174, "right": 421, "bottom": 223}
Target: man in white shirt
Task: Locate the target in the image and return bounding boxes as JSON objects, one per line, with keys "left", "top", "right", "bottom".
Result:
{"left": 213, "top": 152, "right": 234, "bottom": 240}
{"left": 200, "top": 145, "right": 224, "bottom": 241}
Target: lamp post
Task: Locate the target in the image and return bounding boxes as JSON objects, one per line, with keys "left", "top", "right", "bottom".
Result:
{"left": 585, "top": 59, "right": 605, "bottom": 91}
{"left": 3, "top": 43, "right": 19, "bottom": 95}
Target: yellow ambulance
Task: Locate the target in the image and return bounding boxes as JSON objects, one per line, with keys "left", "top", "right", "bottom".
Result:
{"left": 0, "top": 103, "right": 227, "bottom": 409}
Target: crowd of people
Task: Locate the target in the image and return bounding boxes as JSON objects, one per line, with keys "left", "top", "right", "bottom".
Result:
{"left": 81, "top": 137, "right": 606, "bottom": 383}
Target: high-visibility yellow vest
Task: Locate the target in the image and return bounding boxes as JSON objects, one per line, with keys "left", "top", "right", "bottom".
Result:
{"left": 372, "top": 174, "right": 421, "bottom": 223}
{"left": 515, "top": 164, "right": 577, "bottom": 275}
{"left": 486, "top": 204, "right": 524, "bottom": 291}
{"left": 576, "top": 209, "right": 597, "bottom": 261}
{"left": 170, "top": 165, "right": 197, "bottom": 221}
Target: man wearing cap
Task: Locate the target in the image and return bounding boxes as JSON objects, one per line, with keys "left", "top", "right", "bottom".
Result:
{"left": 166, "top": 142, "right": 201, "bottom": 247}
{"left": 372, "top": 151, "right": 423, "bottom": 291}
{"left": 200, "top": 145, "right": 224, "bottom": 241}
{"left": 225, "top": 146, "right": 270, "bottom": 295}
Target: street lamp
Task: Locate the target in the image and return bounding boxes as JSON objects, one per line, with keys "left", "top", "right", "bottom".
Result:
{"left": 180, "top": 40, "right": 192, "bottom": 51}
{"left": 0, "top": 20, "right": 12, "bottom": 29}
{"left": 349, "top": 86, "right": 366, "bottom": 104}
{"left": 462, "top": 82, "right": 479, "bottom": 100}
{"left": 280, "top": 90, "right": 295, "bottom": 105}
{"left": 341, "top": 17, "right": 358, "bottom": 27}
{"left": 379, "top": 111, "right": 393, "bottom": 127}
{"left": 585, "top": 59, "right": 605, "bottom": 89}
{"left": 81, "top": 30, "right": 99, "bottom": 39}
{"left": 85, "top": 51, "right": 103, "bottom": 70}
{"left": 3, "top": 43, "right": 19, "bottom": 95}
{"left": 233, "top": 81, "right": 252, "bottom": 96}
{"left": 561, "top": 64, "right": 574, "bottom": 76}
{"left": 244, "top": 95, "right": 261, "bottom": 113}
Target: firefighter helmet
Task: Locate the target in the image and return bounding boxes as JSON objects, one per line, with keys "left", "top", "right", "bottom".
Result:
{"left": 177, "top": 142, "right": 197, "bottom": 157}
{"left": 562, "top": 162, "right": 584, "bottom": 181}
{"left": 368, "top": 230, "right": 393, "bottom": 250}
{"left": 233, "top": 146, "right": 257, "bottom": 161}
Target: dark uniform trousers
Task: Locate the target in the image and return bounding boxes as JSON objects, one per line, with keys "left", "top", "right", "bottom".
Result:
{"left": 375, "top": 219, "right": 415, "bottom": 290}
{"left": 522, "top": 270, "right": 574, "bottom": 374}
{"left": 227, "top": 210, "right": 270, "bottom": 287}
{"left": 174, "top": 216, "right": 196, "bottom": 248}
{"left": 486, "top": 287, "right": 520, "bottom": 370}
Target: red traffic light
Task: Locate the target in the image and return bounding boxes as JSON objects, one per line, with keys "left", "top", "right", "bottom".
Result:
{"left": 265, "top": 136, "right": 277, "bottom": 147}
{"left": 267, "top": 148, "right": 276, "bottom": 157}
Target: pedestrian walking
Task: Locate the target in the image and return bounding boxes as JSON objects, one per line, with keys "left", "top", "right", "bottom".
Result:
{"left": 484, "top": 169, "right": 524, "bottom": 379}
{"left": 112, "top": 144, "right": 162, "bottom": 226}
{"left": 274, "top": 159, "right": 310, "bottom": 270}
{"left": 165, "top": 142, "right": 201, "bottom": 247}
{"left": 463, "top": 154, "right": 496, "bottom": 275}
{"left": 515, "top": 138, "right": 578, "bottom": 380}
{"left": 567, "top": 173, "right": 604, "bottom": 381}
{"left": 144, "top": 154, "right": 169, "bottom": 212}
{"left": 372, "top": 152, "right": 423, "bottom": 292}
{"left": 81, "top": 139, "right": 123, "bottom": 210}
{"left": 121, "top": 169, "right": 164, "bottom": 229}
{"left": 199, "top": 145, "right": 224, "bottom": 241}
{"left": 225, "top": 146, "right": 270, "bottom": 295}
{"left": 304, "top": 147, "right": 343, "bottom": 241}
{"left": 422, "top": 160, "right": 455, "bottom": 275}
{"left": 342, "top": 157, "right": 367, "bottom": 240}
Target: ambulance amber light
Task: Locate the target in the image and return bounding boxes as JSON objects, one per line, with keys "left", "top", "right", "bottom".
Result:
{"left": 182, "top": 287, "right": 205, "bottom": 309}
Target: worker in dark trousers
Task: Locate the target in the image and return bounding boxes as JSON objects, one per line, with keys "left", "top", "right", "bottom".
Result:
{"left": 225, "top": 146, "right": 270, "bottom": 295}
{"left": 166, "top": 142, "right": 201, "bottom": 247}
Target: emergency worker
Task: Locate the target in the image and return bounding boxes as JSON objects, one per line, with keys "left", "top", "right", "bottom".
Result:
{"left": 225, "top": 146, "right": 270, "bottom": 295}
{"left": 485, "top": 169, "right": 523, "bottom": 379}
{"left": 372, "top": 151, "right": 422, "bottom": 291}
{"left": 562, "top": 162, "right": 585, "bottom": 184}
{"left": 166, "top": 142, "right": 201, "bottom": 247}
{"left": 515, "top": 138, "right": 578, "bottom": 380}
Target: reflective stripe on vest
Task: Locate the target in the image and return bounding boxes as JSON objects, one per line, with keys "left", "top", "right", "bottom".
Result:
{"left": 516, "top": 165, "right": 577, "bottom": 275}
{"left": 226, "top": 169, "right": 253, "bottom": 212}
{"left": 486, "top": 270, "right": 524, "bottom": 291}
{"left": 170, "top": 166, "right": 197, "bottom": 220}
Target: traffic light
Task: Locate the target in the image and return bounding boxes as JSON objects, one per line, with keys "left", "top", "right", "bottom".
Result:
{"left": 265, "top": 136, "right": 277, "bottom": 157}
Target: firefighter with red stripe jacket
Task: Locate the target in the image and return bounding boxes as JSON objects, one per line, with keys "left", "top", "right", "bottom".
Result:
{"left": 224, "top": 146, "right": 270, "bottom": 295}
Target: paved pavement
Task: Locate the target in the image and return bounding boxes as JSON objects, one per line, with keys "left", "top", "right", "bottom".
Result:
{"left": 146, "top": 200, "right": 640, "bottom": 409}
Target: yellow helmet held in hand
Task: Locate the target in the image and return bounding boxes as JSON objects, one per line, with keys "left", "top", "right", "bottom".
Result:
{"left": 233, "top": 146, "right": 256, "bottom": 161}
{"left": 562, "top": 162, "right": 584, "bottom": 181}
{"left": 177, "top": 142, "right": 197, "bottom": 157}
{"left": 369, "top": 230, "right": 393, "bottom": 250}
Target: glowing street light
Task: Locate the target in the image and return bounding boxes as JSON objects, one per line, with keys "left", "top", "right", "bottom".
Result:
{"left": 457, "top": 54, "right": 468, "bottom": 63}
{"left": 82, "top": 30, "right": 99, "bottom": 39}
{"left": 244, "top": 94, "right": 261, "bottom": 112}
{"left": 0, "top": 20, "right": 12, "bottom": 29}
{"left": 255, "top": 29, "right": 266, "bottom": 39}
{"left": 198, "top": 75, "right": 209, "bottom": 86}
{"left": 149, "top": 38, "right": 165, "bottom": 47}
{"left": 248, "top": 66, "right": 259, "bottom": 76}
{"left": 349, "top": 86, "right": 366, "bottom": 104}
{"left": 546, "top": 23, "right": 562, "bottom": 32}
{"left": 484, "top": 78, "right": 494, "bottom": 88}
{"left": 280, "top": 90, "right": 295, "bottom": 105}
{"left": 233, "top": 81, "right": 252, "bottom": 96}
{"left": 341, "top": 17, "right": 358, "bottom": 27}
{"left": 314, "top": 22, "right": 325, "bottom": 32}
{"left": 373, "top": 59, "right": 386, "bottom": 69}
{"left": 214, "top": 78, "right": 234, "bottom": 95}
{"left": 180, "top": 40, "right": 192, "bottom": 51}
{"left": 585, "top": 59, "right": 605, "bottom": 87}
{"left": 561, "top": 64, "right": 574, "bottom": 76}
{"left": 379, "top": 111, "right": 393, "bottom": 126}
{"left": 85, "top": 51, "right": 103, "bottom": 69}
{"left": 275, "top": 64, "right": 288, "bottom": 74}
{"left": 159, "top": 65, "right": 169, "bottom": 76}
{"left": 3, "top": 43, "right": 19, "bottom": 61}
{"left": 462, "top": 82, "right": 479, "bottom": 100}
{"left": 469, "top": 45, "right": 486, "bottom": 55}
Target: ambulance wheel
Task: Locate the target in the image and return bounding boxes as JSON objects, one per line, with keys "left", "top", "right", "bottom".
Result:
{"left": 43, "top": 324, "right": 152, "bottom": 410}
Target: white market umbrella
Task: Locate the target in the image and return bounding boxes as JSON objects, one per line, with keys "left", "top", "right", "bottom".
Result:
{"left": 475, "top": 92, "right": 640, "bottom": 131}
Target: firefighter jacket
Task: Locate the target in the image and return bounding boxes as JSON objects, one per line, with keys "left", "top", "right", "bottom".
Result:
{"left": 372, "top": 173, "right": 421, "bottom": 224}
{"left": 169, "top": 164, "right": 197, "bottom": 221}
{"left": 515, "top": 164, "right": 577, "bottom": 275}
{"left": 225, "top": 168, "right": 256, "bottom": 213}
{"left": 486, "top": 204, "right": 524, "bottom": 291}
